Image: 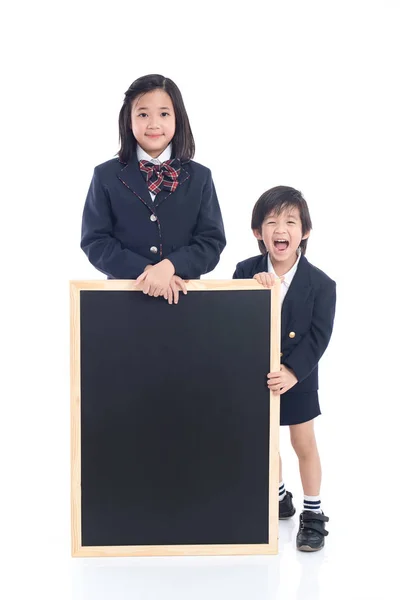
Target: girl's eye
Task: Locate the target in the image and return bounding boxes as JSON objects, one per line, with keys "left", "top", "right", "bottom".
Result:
{"left": 288, "top": 221, "right": 295, "bottom": 224}
{"left": 161, "top": 112, "right": 170, "bottom": 117}
{"left": 138, "top": 113, "right": 148, "bottom": 118}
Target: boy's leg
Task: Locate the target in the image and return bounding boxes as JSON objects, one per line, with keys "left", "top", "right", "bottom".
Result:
{"left": 289, "top": 419, "right": 329, "bottom": 551}
{"left": 278, "top": 453, "right": 296, "bottom": 519}
{"left": 289, "top": 420, "right": 321, "bottom": 496}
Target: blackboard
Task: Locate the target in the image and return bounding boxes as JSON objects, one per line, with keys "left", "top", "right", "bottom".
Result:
{"left": 70, "top": 280, "right": 281, "bottom": 556}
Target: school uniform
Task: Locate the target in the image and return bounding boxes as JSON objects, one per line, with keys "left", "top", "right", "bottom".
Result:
{"left": 81, "top": 146, "right": 226, "bottom": 279}
{"left": 233, "top": 253, "right": 336, "bottom": 426}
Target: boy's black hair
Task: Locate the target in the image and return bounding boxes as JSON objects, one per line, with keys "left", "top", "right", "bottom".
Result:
{"left": 251, "top": 186, "right": 312, "bottom": 255}
{"left": 118, "top": 74, "right": 195, "bottom": 163}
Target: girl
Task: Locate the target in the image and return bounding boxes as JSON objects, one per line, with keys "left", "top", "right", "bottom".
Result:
{"left": 233, "top": 186, "right": 336, "bottom": 552}
{"left": 81, "top": 74, "right": 226, "bottom": 304}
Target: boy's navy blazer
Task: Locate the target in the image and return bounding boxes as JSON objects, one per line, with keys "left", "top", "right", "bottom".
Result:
{"left": 81, "top": 157, "right": 226, "bottom": 279}
{"left": 233, "top": 253, "right": 336, "bottom": 394}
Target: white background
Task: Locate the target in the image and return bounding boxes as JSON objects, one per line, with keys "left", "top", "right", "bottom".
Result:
{"left": 2, "top": 1, "right": 399, "bottom": 598}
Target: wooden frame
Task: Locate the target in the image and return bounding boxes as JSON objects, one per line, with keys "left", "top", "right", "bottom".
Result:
{"left": 70, "top": 279, "right": 281, "bottom": 557}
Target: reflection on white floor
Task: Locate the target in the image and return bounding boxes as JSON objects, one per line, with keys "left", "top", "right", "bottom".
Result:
{"left": 68, "top": 514, "right": 395, "bottom": 600}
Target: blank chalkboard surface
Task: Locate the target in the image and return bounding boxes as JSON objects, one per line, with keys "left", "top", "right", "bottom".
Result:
{"left": 70, "top": 280, "right": 281, "bottom": 557}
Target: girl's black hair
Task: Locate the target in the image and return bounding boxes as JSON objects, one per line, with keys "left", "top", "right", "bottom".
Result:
{"left": 251, "top": 186, "right": 313, "bottom": 255}
{"left": 118, "top": 74, "right": 195, "bottom": 163}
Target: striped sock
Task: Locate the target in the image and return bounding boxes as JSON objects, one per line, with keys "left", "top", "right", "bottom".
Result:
{"left": 304, "top": 495, "right": 322, "bottom": 513}
{"left": 279, "top": 482, "right": 286, "bottom": 501}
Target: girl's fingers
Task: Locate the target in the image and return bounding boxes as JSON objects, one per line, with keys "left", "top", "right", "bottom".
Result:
{"left": 141, "top": 275, "right": 187, "bottom": 302}
{"left": 175, "top": 278, "right": 187, "bottom": 294}
{"left": 147, "top": 283, "right": 158, "bottom": 296}
{"left": 163, "top": 286, "right": 173, "bottom": 304}
{"left": 169, "top": 280, "right": 179, "bottom": 304}
{"left": 157, "top": 285, "right": 168, "bottom": 298}
{"left": 136, "top": 271, "right": 148, "bottom": 284}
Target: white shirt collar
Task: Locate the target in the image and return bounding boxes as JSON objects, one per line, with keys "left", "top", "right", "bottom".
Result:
{"left": 136, "top": 144, "right": 172, "bottom": 164}
{"left": 268, "top": 251, "right": 301, "bottom": 288}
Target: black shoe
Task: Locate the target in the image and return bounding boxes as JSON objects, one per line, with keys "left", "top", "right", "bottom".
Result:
{"left": 279, "top": 491, "right": 296, "bottom": 519}
{"left": 296, "top": 511, "right": 329, "bottom": 552}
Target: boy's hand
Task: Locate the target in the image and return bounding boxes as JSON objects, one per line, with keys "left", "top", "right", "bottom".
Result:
{"left": 267, "top": 365, "right": 298, "bottom": 395}
{"left": 254, "top": 272, "right": 284, "bottom": 288}
{"left": 163, "top": 276, "right": 188, "bottom": 305}
{"left": 136, "top": 259, "right": 175, "bottom": 297}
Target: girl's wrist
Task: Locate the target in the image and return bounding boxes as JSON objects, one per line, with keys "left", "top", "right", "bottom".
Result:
{"left": 162, "top": 259, "right": 175, "bottom": 276}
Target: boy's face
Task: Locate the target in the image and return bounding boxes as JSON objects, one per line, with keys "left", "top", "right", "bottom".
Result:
{"left": 253, "top": 206, "right": 310, "bottom": 271}
{"left": 131, "top": 89, "right": 176, "bottom": 158}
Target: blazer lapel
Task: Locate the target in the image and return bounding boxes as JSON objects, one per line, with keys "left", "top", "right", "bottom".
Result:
{"left": 154, "top": 162, "right": 191, "bottom": 209}
{"left": 117, "top": 158, "right": 154, "bottom": 212}
{"left": 281, "top": 254, "right": 312, "bottom": 334}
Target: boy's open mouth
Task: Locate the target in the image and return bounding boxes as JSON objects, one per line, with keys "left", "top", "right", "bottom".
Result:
{"left": 274, "top": 240, "right": 289, "bottom": 252}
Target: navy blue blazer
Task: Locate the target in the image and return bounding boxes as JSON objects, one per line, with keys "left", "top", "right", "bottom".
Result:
{"left": 81, "top": 157, "right": 226, "bottom": 279}
{"left": 233, "top": 254, "right": 336, "bottom": 398}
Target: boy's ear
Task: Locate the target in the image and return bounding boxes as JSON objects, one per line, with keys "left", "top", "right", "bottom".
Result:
{"left": 252, "top": 229, "right": 263, "bottom": 240}
{"left": 302, "top": 230, "right": 311, "bottom": 240}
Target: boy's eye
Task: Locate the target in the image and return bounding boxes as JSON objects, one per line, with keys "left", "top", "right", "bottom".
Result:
{"left": 266, "top": 221, "right": 276, "bottom": 225}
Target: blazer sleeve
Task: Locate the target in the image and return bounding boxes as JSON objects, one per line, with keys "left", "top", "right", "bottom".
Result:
{"left": 81, "top": 168, "right": 150, "bottom": 278}
{"left": 232, "top": 263, "right": 245, "bottom": 278}
{"left": 165, "top": 170, "right": 226, "bottom": 278}
{"left": 283, "top": 279, "right": 336, "bottom": 383}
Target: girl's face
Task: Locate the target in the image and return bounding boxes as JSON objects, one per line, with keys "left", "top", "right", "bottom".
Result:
{"left": 253, "top": 206, "right": 310, "bottom": 273}
{"left": 131, "top": 89, "right": 176, "bottom": 158}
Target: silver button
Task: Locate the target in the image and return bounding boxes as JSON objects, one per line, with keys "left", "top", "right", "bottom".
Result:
{"left": 150, "top": 246, "right": 158, "bottom": 254}
{"left": 150, "top": 214, "right": 157, "bottom": 222}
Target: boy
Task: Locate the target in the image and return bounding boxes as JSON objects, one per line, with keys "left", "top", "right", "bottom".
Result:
{"left": 233, "top": 186, "right": 336, "bottom": 551}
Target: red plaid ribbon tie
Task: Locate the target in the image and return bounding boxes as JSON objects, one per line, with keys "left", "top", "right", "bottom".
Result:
{"left": 139, "top": 159, "right": 181, "bottom": 196}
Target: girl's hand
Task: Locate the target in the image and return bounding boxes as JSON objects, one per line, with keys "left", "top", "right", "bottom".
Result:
{"left": 136, "top": 259, "right": 175, "bottom": 297}
{"left": 254, "top": 272, "right": 284, "bottom": 288}
{"left": 163, "top": 276, "right": 188, "bottom": 305}
{"left": 267, "top": 365, "right": 298, "bottom": 395}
